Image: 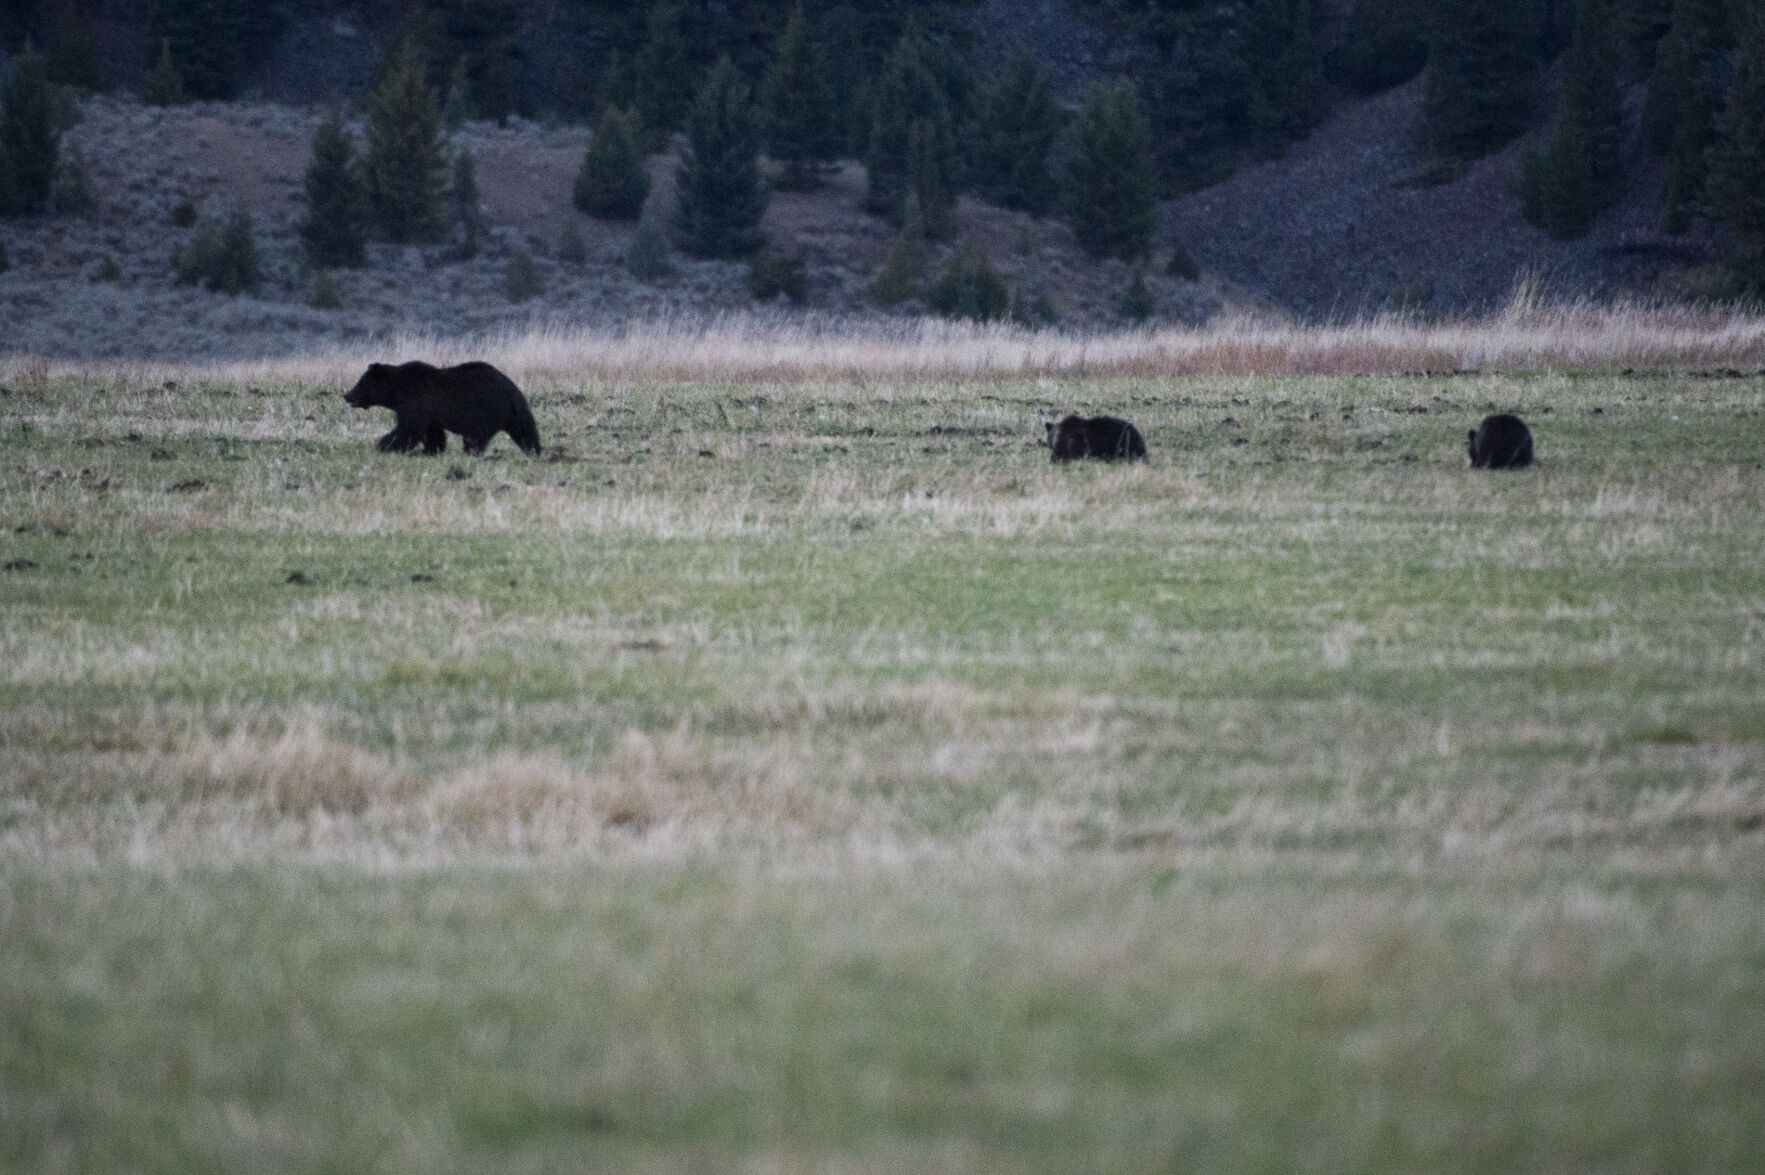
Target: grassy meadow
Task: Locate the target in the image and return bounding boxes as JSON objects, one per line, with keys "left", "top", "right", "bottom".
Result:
{"left": 3, "top": 323, "right": 1764, "bottom": 1172}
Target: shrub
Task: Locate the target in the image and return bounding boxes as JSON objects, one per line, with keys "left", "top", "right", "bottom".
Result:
{"left": 1117, "top": 268, "right": 1155, "bottom": 322}
{"left": 504, "top": 247, "right": 545, "bottom": 302}
{"left": 93, "top": 256, "right": 121, "bottom": 282}
{"left": 308, "top": 269, "right": 342, "bottom": 309}
{"left": 746, "top": 250, "right": 807, "bottom": 302}
{"left": 1166, "top": 242, "right": 1200, "bottom": 281}
{"left": 558, "top": 221, "right": 588, "bottom": 265}
{"left": 926, "top": 241, "right": 1009, "bottom": 322}
{"left": 169, "top": 198, "right": 197, "bottom": 228}
{"left": 51, "top": 148, "right": 97, "bottom": 218}
{"left": 174, "top": 210, "right": 260, "bottom": 294}
{"left": 626, "top": 203, "right": 673, "bottom": 279}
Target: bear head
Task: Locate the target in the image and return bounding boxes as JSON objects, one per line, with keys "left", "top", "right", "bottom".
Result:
{"left": 344, "top": 363, "right": 396, "bottom": 410}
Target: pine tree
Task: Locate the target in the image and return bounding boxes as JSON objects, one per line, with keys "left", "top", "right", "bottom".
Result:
{"left": 1137, "top": 4, "right": 1253, "bottom": 191}
{"left": 1243, "top": 0, "right": 1326, "bottom": 151}
{"left": 868, "top": 190, "right": 927, "bottom": 306}
{"left": 673, "top": 57, "right": 768, "bottom": 259}
{"left": 574, "top": 105, "right": 650, "bottom": 219}
{"left": 596, "top": 49, "right": 636, "bottom": 119}
{"left": 1334, "top": 0, "right": 1429, "bottom": 94}
{"left": 1645, "top": 0, "right": 1730, "bottom": 233}
{"left": 441, "top": 58, "right": 471, "bottom": 132}
{"left": 1706, "top": 8, "right": 1765, "bottom": 289}
{"left": 362, "top": 43, "right": 447, "bottom": 243}
{"left": 760, "top": 2, "right": 840, "bottom": 191}
{"left": 450, "top": 147, "right": 481, "bottom": 257}
{"left": 0, "top": 44, "right": 60, "bottom": 218}
{"left": 416, "top": 0, "right": 520, "bottom": 124}
{"left": 504, "top": 247, "right": 544, "bottom": 302}
{"left": 819, "top": 3, "right": 869, "bottom": 156}
{"left": 1520, "top": 0, "right": 1626, "bottom": 239}
{"left": 866, "top": 26, "right": 956, "bottom": 230}
{"left": 1061, "top": 80, "right": 1157, "bottom": 262}
{"left": 970, "top": 43, "right": 1063, "bottom": 217}
{"left": 141, "top": 38, "right": 186, "bottom": 106}
{"left": 45, "top": 0, "right": 100, "bottom": 91}
{"left": 905, "top": 117, "right": 951, "bottom": 240}
{"left": 149, "top": 0, "right": 241, "bottom": 101}
{"left": 1419, "top": 0, "right": 1541, "bottom": 163}
{"left": 299, "top": 109, "right": 367, "bottom": 267}
{"left": 634, "top": 1, "right": 694, "bottom": 149}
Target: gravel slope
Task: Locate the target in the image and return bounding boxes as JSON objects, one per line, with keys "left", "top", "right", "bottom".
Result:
{"left": 1162, "top": 77, "right": 1725, "bottom": 319}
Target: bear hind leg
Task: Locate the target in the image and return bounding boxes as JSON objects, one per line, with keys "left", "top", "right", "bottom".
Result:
{"left": 378, "top": 425, "right": 419, "bottom": 453}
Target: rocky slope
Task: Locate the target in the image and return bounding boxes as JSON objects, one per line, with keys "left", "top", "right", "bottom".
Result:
{"left": 1162, "top": 76, "right": 1726, "bottom": 319}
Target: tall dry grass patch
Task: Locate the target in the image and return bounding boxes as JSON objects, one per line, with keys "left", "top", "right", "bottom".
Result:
{"left": 179, "top": 710, "right": 418, "bottom": 815}
{"left": 9, "top": 295, "right": 1765, "bottom": 385}
{"left": 428, "top": 728, "right": 856, "bottom": 855}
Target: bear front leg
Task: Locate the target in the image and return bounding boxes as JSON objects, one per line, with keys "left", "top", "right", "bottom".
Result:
{"left": 422, "top": 423, "right": 447, "bottom": 455}
{"left": 377, "top": 425, "right": 416, "bottom": 452}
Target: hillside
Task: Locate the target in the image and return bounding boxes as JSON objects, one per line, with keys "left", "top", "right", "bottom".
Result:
{"left": 0, "top": 94, "right": 1221, "bottom": 361}
{"left": 1163, "top": 75, "right": 1727, "bottom": 319}
{"left": 0, "top": 72, "right": 1733, "bottom": 362}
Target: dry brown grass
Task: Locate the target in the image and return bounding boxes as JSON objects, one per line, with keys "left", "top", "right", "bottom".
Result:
{"left": 8, "top": 294, "right": 1765, "bottom": 386}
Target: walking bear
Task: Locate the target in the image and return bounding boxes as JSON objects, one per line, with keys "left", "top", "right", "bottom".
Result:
{"left": 1467, "top": 413, "right": 1532, "bottom": 469}
{"left": 1046, "top": 414, "right": 1147, "bottom": 463}
{"left": 344, "top": 360, "right": 542, "bottom": 456}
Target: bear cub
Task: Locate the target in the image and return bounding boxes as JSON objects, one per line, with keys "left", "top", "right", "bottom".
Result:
{"left": 345, "top": 360, "right": 542, "bottom": 456}
{"left": 1046, "top": 414, "right": 1147, "bottom": 463}
{"left": 1467, "top": 413, "right": 1532, "bottom": 469}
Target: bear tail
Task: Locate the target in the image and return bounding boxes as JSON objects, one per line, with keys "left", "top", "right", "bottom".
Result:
{"left": 507, "top": 400, "right": 543, "bottom": 455}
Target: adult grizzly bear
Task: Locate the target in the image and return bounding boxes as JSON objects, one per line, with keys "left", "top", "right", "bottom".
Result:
{"left": 1467, "top": 413, "right": 1532, "bottom": 469}
{"left": 344, "top": 360, "right": 542, "bottom": 456}
{"left": 1045, "top": 414, "right": 1147, "bottom": 463}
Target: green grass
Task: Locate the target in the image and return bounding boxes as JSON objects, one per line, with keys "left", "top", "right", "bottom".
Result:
{"left": 3, "top": 367, "right": 1764, "bottom": 1172}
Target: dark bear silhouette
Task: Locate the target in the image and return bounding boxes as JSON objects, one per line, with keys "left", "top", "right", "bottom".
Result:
{"left": 1046, "top": 414, "right": 1147, "bottom": 462}
{"left": 344, "top": 361, "right": 542, "bottom": 456}
{"left": 1468, "top": 413, "right": 1533, "bottom": 469}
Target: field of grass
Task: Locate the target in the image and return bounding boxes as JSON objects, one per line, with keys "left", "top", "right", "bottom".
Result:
{"left": 3, "top": 346, "right": 1764, "bottom": 1172}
